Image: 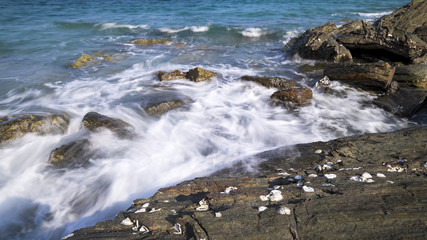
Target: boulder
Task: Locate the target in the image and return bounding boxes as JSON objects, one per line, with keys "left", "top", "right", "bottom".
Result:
{"left": 373, "top": 87, "right": 427, "bottom": 117}
{"left": 323, "top": 62, "right": 396, "bottom": 90}
{"left": 130, "top": 39, "right": 170, "bottom": 46}
{"left": 144, "top": 99, "right": 191, "bottom": 116}
{"left": 82, "top": 112, "right": 133, "bottom": 138}
{"left": 49, "top": 139, "right": 91, "bottom": 166}
{"left": 393, "top": 64, "right": 427, "bottom": 89}
{"left": 158, "top": 70, "right": 187, "bottom": 81}
{"left": 414, "top": 26, "right": 427, "bottom": 42}
{"left": 271, "top": 87, "right": 313, "bottom": 105}
{"left": 185, "top": 67, "right": 216, "bottom": 82}
{"left": 0, "top": 113, "right": 70, "bottom": 144}
{"left": 241, "top": 76, "right": 298, "bottom": 90}
{"left": 71, "top": 54, "right": 96, "bottom": 68}
{"left": 283, "top": 22, "right": 352, "bottom": 63}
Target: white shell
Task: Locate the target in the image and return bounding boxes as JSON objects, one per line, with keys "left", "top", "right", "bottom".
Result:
{"left": 139, "top": 225, "right": 149, "bottom": 233}
{"left": 278, "top": 172, "right": 290, "bottom": 176}
{"left": 120, "top": 217, "right": 134, "bottom": 226}
{"left": 308, "top": 174, "right": 318, "bottom": 178}
{"left": 376, "top": 173, "right": 386, "bottom": 178}
{"left": 294, "top": 175, "right": 302, "bottom": 180}
{"left": 224, "top": 186, "right": 237, "bottom": 194}
{"left": 196, "top": 199, "right": 209, "bottom": 211}
{"left": 62, "top": 233, "right": 74, "bottom": 240}
{"left": 366, "top": 179, "right": 375, "bottom": 183}
{"left": 215, "top": 212, "right": 222, "bottom": 218}
{"left": 277, "top": 206, "right": 291, "bottom": 215}
{"left": 314, "top": 149, "right": 322, "bottom": 154}
{"left": 303, "top": 186, "right": 314, "bottom": 192}
{"left": 269, "top": 190, "right": 283, "bottom": 202}
{"left": 321, "top": 183, "right": 335, "bottom": 187}
{"left": 362, "top": 172, "right": 372, "bottom": 179}
{"left": 350, "top": 176, "right": 361, "bottom": 182}
{"left": 324, "top": 174, "right": 336, "bottom": 179}
{"left": 259, "top": 195, "right": 269, "bottom": 201}
{"left": 258, "top": 206, "right": 267, "bottom": 212}
{"left": 173, "top": 223, "right": 182, "bottom": 234}
{"left": 142, "top": 203, "right": 150, "bottom": 208}
{"left": 149, "top": 208, "right": 162, "bottom": 213}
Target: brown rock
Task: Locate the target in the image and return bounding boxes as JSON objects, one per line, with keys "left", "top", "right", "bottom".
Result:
{"left": 71, "top": 54, "right": 96, "bottom": 68}
{"left": 158, "top": 70, "right": 187, "bottom": 81}
{"left": 241, "top": 76, "right": 298, "bottom": 90}
{"left": 373, "top": 87, "right": 427, "bottom": 117}
{"left": 393, "top": 64, "right": 427, "bottom": 89}
{"left": 185, "top": 67, "right": 216, "bottom": 82}
{"left": 130, "top": 38, "right": 170, "bottom": 46}
{"left": 323, "top": 62, "right": 396, "bottom": 90}
{"left": 49, "top": 139, "right": 91, "bottom": 166}
{"left": 271, "top": 87, "right": 313, "bottom": 104}
{"left": 144, "top": 99, "right": 191, "bottom": 116}
{"left": 82, "top": 112, "right": 133, "bottom": 138}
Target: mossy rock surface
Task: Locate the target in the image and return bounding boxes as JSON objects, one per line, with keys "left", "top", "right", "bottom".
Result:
{"left": 130, "top": 38, "right": 170, "bottom": 46}
{"left": 82, "top": 112, "right": 134, "bottom": 138}
{"left": 71, "top": 54, "right": 96, "bottom": 68}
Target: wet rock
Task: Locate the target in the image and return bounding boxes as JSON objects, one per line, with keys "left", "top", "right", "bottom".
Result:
{"left": 144, "top": 99, "right": 191, "bottom": 116}
{"left": 158, "top": 70, "right": 187, "bottom": 81}
{"left": 393, "top": 64, "right": 427, "bottom": 89}
{"left": 323, "top": 62, "right": 395, "bottom": 90}
{"left": 49, "top": 138, "right": 91, "bottom": 166}
{"left": 241, "top": 75, "right": 298, "bottom": 90}
{"left": 373, "top": 87, "right": 427, "bottom": 117}
{"left": 283, "top": 22, "right": 352, "bottom": 63}
{"left": 0, "top": 113, "right": 70, "bottom": 144}
{"left": 82, "top": 112, "right": 133, "bottom": 138}
{"left": 337, "top": 20, "right": 370, "bottom": 35}
{"left": 185, "top": 67, "right": 216, "bottom": 82}
{"left": 130, "top": 38, "right": 170, "bottom": 46}
{"left": 414, "top": 26, "right": 427, "bottom": 42}
{"left": 271, "top": 87, "right": 313, "bottom": 105}
{"left": 71, "top": 54, "right": 96, "bottom": 68}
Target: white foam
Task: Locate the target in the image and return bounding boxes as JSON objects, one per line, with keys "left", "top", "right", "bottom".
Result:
{"left": 159, "top": 27, "right": 190, "bottom": 33}
{"left": 190, "top": 26, "right": 209, "bottom": 32}
{"left": 357, "top": 11, "right": 392, "bottom": 18}
{"left": 96, "top": 22, "right": 149, "bottom": 30}
{"left": 242, "top": 28, "right": 265, "bottom": 37}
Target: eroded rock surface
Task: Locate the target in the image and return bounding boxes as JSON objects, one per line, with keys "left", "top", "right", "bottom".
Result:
{"left": 130, "top": 39, "right": 171, "bottom": 46}
{"left": 82, "top": 112, "right": 134, "bottom": 138}
{"left": 71, "top": 54, "right": 96, "bottom": 68}
{"left": 271, "top": 87, "right": 313, "bottom": 105}
{"left": 241, "top": 76, "right": 298, "bottom": 90}
{"left": 158, "top": 67, "right": 216, "bottom": 82}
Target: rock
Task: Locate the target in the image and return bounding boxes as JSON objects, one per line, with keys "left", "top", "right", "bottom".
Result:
{"left": 66, "top": 126, "right": 427, "bottom": 240}
{"left": 337, "top": 20, "right": 370, "bottom": 35}
{"left": 185, "top": 67, "right": 216, "bottom": 82}
{"left": 373, "top": 87, "right": 427, "bottom": 117}
{"left": 130, "top": 39, "right": 170, "bottom": 46}
{"left": 49, "top": 139, "right": 91, "bottom": 166}
{"left": 71, "top": 54, "right": 96, "bottom": 68}
{"left": 283, "top": 22, "right": 352, "bottom": 63}
{"left": 337, "top": 0, "right": 427, "bottom": 64}
{"left": 323, "top": 62, "right": 395, "bottom": 90}
{"left": 393, "top": 64, "right": 427, "bottom": 89}
{"left": 271, "top": 87, "right": 313, "bottom": 105}
{"left": 0, "top": 113, "right": 70, "bottom": 144}
{"left": 82, "top": 112, "right": 133, "bottom": 138}
{"left": 414, "top": 26, "right": 427, "bottom": 42}
{"left": 158, "top": 70, "right": 187, "bottom": 81}
{"left": 241, "top": 76, "right": 298, "bottom": 90}
{"left": 144, "top": 99, "right": 191, "bottom": 116}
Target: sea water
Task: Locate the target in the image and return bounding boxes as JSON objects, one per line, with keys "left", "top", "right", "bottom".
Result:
{"left": 0, "top": 0, "right": 411, "bottom": 239}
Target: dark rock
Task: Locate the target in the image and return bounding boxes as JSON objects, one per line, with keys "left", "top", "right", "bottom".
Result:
{"left": 271, "top": 87, "right": 313, "bottom": 105}
{"left": 414, "top": 26, "right": 427, "bottom": 42}
{"left": 323, "top": 62, "right": 396, "bottom": 90}
{"left": 82, "top": 112, "right": 133, "bottom": 138}
{"left": 241, "top": 76, "right": 298, "bottom": 90}
{"left": 49, "top": 138, "right": 92, "bottom": 166}
{"left": 66, "top": 126, "right": 427, "bottom": 240}
{"left": 185, "top": 67, "right": 216, "bottom": 82}
{"left": 283, "top": 22, "right": 352, "bottom": 63}
{"left": 158, "top": 70, "right": 187, "bottom": 81}
{"left": 393, "top": 64, "right": 427, "bottom": 89}
{"left": 0, "top": 113, "right": 70, "bottom": 144}
{"left": 337, "top": 20, "right": 370, "bottom": 35}
{"left": 373, "top": 87, "right": 427, "bottom": 117}
{"left": 130, "top": 39, "right": 170, "bottom": 46}
{"left": 145, "top": 99, "right": 191, "bottom": 116}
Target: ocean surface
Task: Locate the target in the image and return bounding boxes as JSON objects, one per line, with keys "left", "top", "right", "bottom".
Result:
{"left": 0, "top": 0, "right": 412, "bottom": 239}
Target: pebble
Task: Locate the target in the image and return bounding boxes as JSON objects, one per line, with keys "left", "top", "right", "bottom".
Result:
{"left": 362, "top": 172, "right": 372, "bottom": 179}
{"left": 277, "top": 206, "right": 291, "bottom": 215}
{"left": 308, "top": 174, "right": 318, "bottom": 178}
{"left": 324, "top": 174, "right": 337, "bottom": 179}
{"left": 303, "top": 186, "right": 315, "bottom": 192}
{"left": 258, "top": 206, "right": 268, "bottom": 212}
{"left": 314, "top": 149, "right": 322, "bottom": 154}
{"left": 260, "top": 190, "right": 283, "bottom": 202}
{"left": 120, "top": 217, "right": 133, "bottom": 226}
{"left": 376, "top": 173, "right": 386, "bottom": 178}
{"left": 139, "top": 225, "right": 149, "bottom": 234}
{"left": 196, "top": 199, "right": 209, "bottom": 211}
{"left": 224, "top": 186, "right": 237, "bottom": 194}
{"left": 215, "top": 212, "right": 222, "bottom": 218}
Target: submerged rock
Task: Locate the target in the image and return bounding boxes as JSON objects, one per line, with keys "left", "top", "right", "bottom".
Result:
{"left": 271, "top": 87, "right": 313, "bottom": 105}
{"left": 323, "top": 62, "right": 396, "bottom": 91}
{"left": 241, "top": 76, "right": 298, "bottom": 90}
{"left": 0, "top": 113, "right": 70, "bottom": 144}
{"left": 49, "top": 138, "right": 91, "bottom": 166}
{"left": 82, "top": 112, "right": 133, "bottom": 138}
{"left": 186, "top": 67, "right": 216, "bottom": 82}
{"left": 158, "top": 70, "right": 187, "bottom": 81}
{"left": 144, "top": 99, "right": 191, "bottom": 116}
{"left": 71, "top": 54, "right": 96, "bottom": 68}
{"left": 283, "top": 22, "right": 352, "bottom": 63}
{"left": 130, "top": 38, "right": 170, "bottom": 46}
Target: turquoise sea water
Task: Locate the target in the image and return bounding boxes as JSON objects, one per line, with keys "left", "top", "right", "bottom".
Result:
{"left": 0, "top": 0, "right": 411, "bottom": 239}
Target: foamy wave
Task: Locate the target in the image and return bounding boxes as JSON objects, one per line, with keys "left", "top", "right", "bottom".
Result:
{"left": 190, "top": 26, "right": 209, "bottom": 32}
{"left": 159, "top": 25, "right": 210, "bottom": 33}
{"left": 242, "top": 28, "right": 265, "bottom": 38}
{"left": 282, "top": 29, "right": 301, "bottom": 45}
{"left": 96, "top": 22, "right": 149, "bottom": 30}
{"left": 357, "top": 11, "right": 392, "bottom": 18}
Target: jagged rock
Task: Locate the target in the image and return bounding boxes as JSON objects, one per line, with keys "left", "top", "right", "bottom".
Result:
{"left": 66, "top": 126, "right": 427, "bottom": 240}
{"left": 71, "top": 54, "right": 96, "bottom": 68}
{"left": 414, "top": 26, "right": 427, "bottom": 42}
{"left": 49, "top": 139, "right": 91, "bottom": 166}
{"left": 241, "top": 76, "right": 298, "bottom": 90}
{"left": 0, "top": 113, "right": 70, "bottom": 144}
{"left": 185, "top": 67, "right": 216, "bottom": 82}
{"left": 393, "top": 64, "right": 427, "bottom": 89}
{"left": 130, "top": 39, "right": 170, "bottom": 46}
{"left": 158, "top": 70, "right": 187, "bottom": 81}
{"left": 271, "top": 87, "right": 313, "bottom": 105}
{"left": 144, "top": 99, "right": 191, "bottom": 116}
{"left": 337, "top": 20, "right": 370, "bottom": 35}
{"left": 283, "top": 22, "right": 352, "bottom": 63}
{"left": 374, "top": 87, "right": 427, "bottom": 117}
{"left": 82, "top": 112, "right": 133, "bottom": 138}
{"left": 337, "top": 0, "right": 427, "bottom": 64}
{"left": 323, "top": 62, "right": 396, "bottom": 90}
